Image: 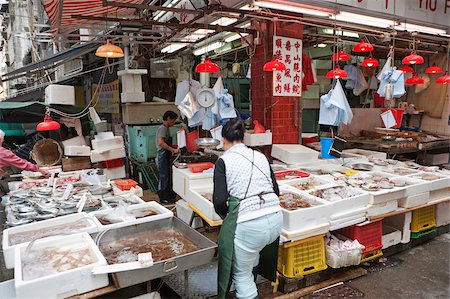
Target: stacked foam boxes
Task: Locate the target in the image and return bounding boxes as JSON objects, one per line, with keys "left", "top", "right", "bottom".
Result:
{"left": 90, "top": 132, "right": 126, "bottom": 180}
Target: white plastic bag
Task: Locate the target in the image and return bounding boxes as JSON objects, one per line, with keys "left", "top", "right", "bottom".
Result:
{"left": 353, "top": 68, "right": 368, "bottom": 96}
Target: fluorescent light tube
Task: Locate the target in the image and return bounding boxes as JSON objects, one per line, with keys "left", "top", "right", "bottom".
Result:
{"left": 210, "top": 17, "right": 238, "bottom": 26}
{"left": 162, "top": 43, "right": 188, "bottom": 53}
{"left": 225, "top": 33, "right": 249, "bottom": 43}
{"left": 395, "top": 22, "right": 447, "bottom": 35}
{"left": 193, "top": 41, "right": 224, "bottom": 56}
{"left": 333, "top": 12, "right": 395, "bottom": 28}
{"left": 253, "top": 0, "right": 332, "bottom": 17}
{"left": 181, "top": 29, "right": 214, "bottom": 42}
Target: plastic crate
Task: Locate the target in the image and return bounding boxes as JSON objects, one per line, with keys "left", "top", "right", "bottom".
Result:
{"left": 188, "top": 162, "right": 214, "bottom": 173}
{"left": 360, "top": 248, "right": 383, "bottom": 263}
{"left": 103, "top": 158, "right": 125, "bottom": 169}
{"left": 339, "top": 221, "right": 383, "bottom": 254}
{"left": 115, "top": 179, "right": 138, "bottom": 191}
{"left": 411, "top": 206, "right": 436, "bottom": 233}
{"left": 278, "top": 234, "right": 327, "bottom": 278}
{"left": 411, "top": 227, "right": 436, "bottom": 239}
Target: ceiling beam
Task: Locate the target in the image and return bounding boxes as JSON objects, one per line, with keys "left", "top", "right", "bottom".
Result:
{"left": 103, "top": 1, "right": 203, "bottom": 15}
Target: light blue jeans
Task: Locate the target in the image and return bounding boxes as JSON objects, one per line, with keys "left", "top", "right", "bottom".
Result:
{"left": 233, "top": 211, "right": 283, "bottom": 299}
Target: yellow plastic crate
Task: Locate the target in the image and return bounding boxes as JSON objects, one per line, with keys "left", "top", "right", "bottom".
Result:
{"left": 278, "top": 234, "right": 327, "bottom": 278}
{"left": 360, "top": 248, "right": 383, "bottom": 263}
{"left": 411, "top": 206, "right": 436, "bottom": 233}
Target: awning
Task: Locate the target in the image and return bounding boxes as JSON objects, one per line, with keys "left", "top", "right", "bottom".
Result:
{"left": 1, "top": 43, "right": 97, "bottom": 81}
{"left": 41, "top": 0, "right": 144, "bottom": 32}
{"left": 0, "top": 101, "right": 47, "bottom": 110}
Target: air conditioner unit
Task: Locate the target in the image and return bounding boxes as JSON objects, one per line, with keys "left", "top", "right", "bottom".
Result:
{"left": 45, "top": 84, "right": 75, "bottom": 105}
{"left": 55, "top": 58, "right": 83, "bottom": 81}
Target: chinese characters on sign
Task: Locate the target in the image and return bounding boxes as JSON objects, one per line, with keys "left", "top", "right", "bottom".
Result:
{"left": 273, "top": 36, "right": 302, "bottom": 97}
{"left": 92, "top": 79, "right": 120, "bottom": 114}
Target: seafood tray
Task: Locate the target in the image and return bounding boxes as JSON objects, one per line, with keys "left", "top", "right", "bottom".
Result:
{"left": 383, "top": 167, "right": 421, "bottom": 176}
{"left": 14, "top": 233, "right": 108, "bottom": 299}
{"left": 407, "top": 172, "right": 450, "bottom": 192}
{"left": 342, "top": 149, "right": 387, "bottom": 160}
{"left": 279, "top": 186, "right": 332, "bottom": 232}
{"left": 188, "top": 188, "right": 222, "bottom": 222}
{"left": 274, "top": 170, "right": 310, "bottom": 181}
{"left": 89, "top": 201, "right": 173, "bottom": 230}
{"left": 96, "top": 217, "right": 217, "bottom": 288}
{"left": 391, "top": 177, "right": 430, "bottom": 197}
{"left": 278, "top": 175, "right": 336, "bottom": 191}
{"left": 3, "top": 213, "right": 98, "bottom": 269}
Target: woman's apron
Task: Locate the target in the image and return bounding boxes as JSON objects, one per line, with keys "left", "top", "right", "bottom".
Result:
{"left": 156, "top": 135, "right": 174, "bottom": 201}
{"left": 217, "top": 151, "right": 279, "bottom": 298}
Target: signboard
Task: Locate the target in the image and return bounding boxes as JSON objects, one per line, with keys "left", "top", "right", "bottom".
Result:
{"left": 273, "top": 36, "right": 303, "bottom": 97}
{"left": 92, "top": 80, "right": 120, "bottom": 114}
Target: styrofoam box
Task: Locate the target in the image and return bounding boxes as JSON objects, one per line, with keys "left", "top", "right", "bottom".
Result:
{"left": 91, "top": 148, "right": 126, "bottom": 163}
{"left": 278, "top": 176, "right": 336, "bottom": 191}
{"left": 45, "top": 84, "right": 75, "bottom": 105}
{"left": 89, "top": 201, "right": 173, "bottom": 231}
{"left": 92, "top": 136, "right": 125, "bottom": 152}
{"left": 329, "top": 213, "right": 367, "bottom": 231}
{"left": 3, "top": 213, "right": 98, "bottom": 269}
{"left": 383, "top": 167, "right": 421, "bottom": 176}
{"left": 62, "top": 135, "right": 87, "bottom": 148}
{"left": 280, "top": 223, "right": 330, "bottom": 243}
{"left": 104, "top": 166, "right": 126, "bottom": 180}
{"left": 270, "top": 164, "right": 288, "bottom": 172}
{"left": 429, "top": 188, "right": 450, "bottom": 201}
{"left": 400, "top": 177, "right": 431, "bottom": 197}
{"left": 65, "top": 145, "right": 91, "bottom": 156}
{"left": 121, "top": 91, "right": 145, "bottom": 103}
{"left": 382, "top": 225, "right": 402, "bottom": 249}
{"left": 172, "top": 167, "right": 213, "bottom": 199}
{"left": 342, "top": 149, "right": 387, "bottom": 160}
{"left": 271, "top": 144, "right": 319, "bottom": 165}
{"left": 355, "top": 172, "right": 405, "bottom": 205}
{"left": 398, "top": 192, "right": 430, "bottom": 208}
{"left": 367, "top": 200, "right": 398, "bottom": 217}
{"left": 383, "top": 212, "right": 412, "bottom": 244}
{"left": 175, "top": 199, "right": 203, "bottom": 229}
{"left": 14, "top": 233, "right": 108, "bottom": 299}
{"left": 189, "top": 187, "right": 222, "bottom": 222}
{"left": 435, "top": 201, "right": 450, "bottom": 227}
{"left": 244, "top": 131, "right": 273, "bottom": 147}
{"left": 407, "top": 172, "right": 450, "bottom": 191}
{"left": 279, "top": 185, "right": 332, "bottom": 232}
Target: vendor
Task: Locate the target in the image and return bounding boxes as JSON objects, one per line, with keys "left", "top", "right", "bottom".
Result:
{"left": 155, "top": 111, "right": 180, "bottom": 204}
{"left": 213, "top": 118, "right": 282, "bottom": 299}
{"left": 0, "top": 129, "right": 49, "bottom": 195}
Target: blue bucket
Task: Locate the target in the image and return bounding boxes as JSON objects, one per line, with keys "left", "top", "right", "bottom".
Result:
{"left": 320, "top": 137, "right": 336, "bottom": 159}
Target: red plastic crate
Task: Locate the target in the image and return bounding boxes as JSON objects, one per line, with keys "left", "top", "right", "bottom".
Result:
{"left": 188, "top": 162, "right": 214, "bottom": 173}
{"left": 339, "top": 221, "right": 383, "bottom": 254}
{"left": 103, "top": 158, "right": 125, "bottom": 169}
{"left": 274, "top": 170, "right": 310, "bottom": 181}
{"left": 115, "top": 179, "right": 138, "bottom": 191}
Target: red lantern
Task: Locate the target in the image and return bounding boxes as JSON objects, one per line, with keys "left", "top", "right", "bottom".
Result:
{"left": 263, "top": 59, "right": 287, "bottom": 71}
{"left": 36, "top": 112, "right": 60, "bottom": 131}
{"left": 331, "top": 50, "right": 351, "bottom": 61}
{"left": 352, "top": 39, "right": 374, "bottom": 53}
{"left": 436, "top": 72, "right": 450, "bottom": 84}
{"left": 405, "top": 75, "right": 425, "bottom": 85}
{"left": 402, "top": 52, "right": 424, "bottom": 65}
{"left": 425, "top": 64, "right": 443, "bottom": 74}
{"left": 195, "top": 58, "right": 220, "bottom": 73}
{"left": 361, "top": 57, "right": 379, "bottom": 67}
{"left": 399, "top": 66, "right": 414, "bottom": 73}
{"left": 326, "top": 66, "right": 348, "bottom": 79}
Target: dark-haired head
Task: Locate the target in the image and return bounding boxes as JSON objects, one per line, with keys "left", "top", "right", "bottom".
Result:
{"left": 163, "top": 111, "right": 178, "bottom": 127}
{"left": 222, "top": 118, "right": 244, "bottom": 150}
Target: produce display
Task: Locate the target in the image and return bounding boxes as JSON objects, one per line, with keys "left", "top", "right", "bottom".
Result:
{"left": 100, "top": 228, "right": 199, "bottom": 264}
{"left": 292, "top": 178, "right": 327, "bottom": 191}
{"left": 279, "top": 192, "right": 312, "bottom": 210}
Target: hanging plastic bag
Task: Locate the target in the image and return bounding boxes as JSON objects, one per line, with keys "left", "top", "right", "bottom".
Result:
{"left": 353, "top": 68, "right": 368, "bottom": 96}
{"left": 217, "top": 89, "right": 237, "bottom": 120}
{"left": 377, "top": 56, "right": 392, "bottom": 81}
{"left": 177, "top": 91, "right": 198, "bottom": 119}
{"left": 385, "top": 83, "right": 394, "bottom": 101}
{"left": 253, "top": 120, "right": 265, "bottom": 133}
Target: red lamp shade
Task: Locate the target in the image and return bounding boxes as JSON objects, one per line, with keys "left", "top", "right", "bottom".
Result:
{"left": 405, "top": 74, "right": 425, "bottom": 85}
{"left": 331, "top": 50, "right": 351, "bottom": 61}
{"left": 326, "top": 66, "right": 348, "bottom": 79}
{"left": 436, "top": 72, "right": 450, "bottom": 84}
{"left": 361, "top": 57, "right": 379, "bottom": 67}
{"left": 402, "top": 52, "right": 424, "bottom": 65}
{"left": 36, "top": 114, "right": 60, "bottom": 131}
{"left": 399, "top": 65, "right": 414, "bottom": 73}
{"left": 195, "top": 58, "right": 220, "bottom": 73}
{"left": 352, "top": 39, "right": 374, "bottom": 53}
{"left": 425, "top": 64, "right": 443, "bottom": 74}
{"left": 263, "top": 59, "right": 286, "bottom": 71}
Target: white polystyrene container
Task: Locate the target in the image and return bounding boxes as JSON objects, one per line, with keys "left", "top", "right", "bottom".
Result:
{"left": 104, "top": 166, "right": 126, "bottom": 180}
{"left": 429, "top": 188, "right": 450, "bottom": 201}
{"left": 271, "top": 144, "right": 319, "bottom": 165}
{"left": 45, "top": 84, "right": 75, "bottom": 105}
{"left": 398, "top": 192, "right": 430, "bottom": 208}
{"left": 91, "top": 136, "right": 124, "bottom": 152}
{"left": 89, "top": 201, "right": 173, "bottom": 231}
{"left": 382, "top": 225, "right": 402, "bottom": 249}
{"left": 172, "top": 167, "right": 213, "bottom": 199}
{"left": 329, "top": 213, "right": 367, "bottom": 231}
{"left": 342, "top": 149, "right": 387, "bottom": 159}
{"left": 279, "top": 185, "right": 332, "bottom": 232}
{"left": 436, "top": 201, "right": 450, "bottom": 227}
{"left": 188, "top": 187, "right": 222, "bottom": 222}
{"left": 278, "top": 175, "right": 336, "bottom": 191}
{"left": 244, "top": 131, "right": 273, "bottom": 147}
{"left": 14, "top": 233, "right": 108, "bottom": 299}
{"left": 399, "top": 177, "right": 431, "bottom": 197}
{"left": 90, "top": 148, "right": 126, "bottom": 163}
{"left": 354, "top": 172, "right": 406, "bottom": 205}
{"left": 64, "top": 145, "right": 91, "bottom": 156}
{"left": 3, "top": 213, "right": 98, "bottom": 269}
{"left": 383, "top": 212, "right": 412, "bottom": 244}
{"left": 407, "top": 172, "right": 450, "bottom": 191}
{"left": 367, "top": 200, "right": 398, "bottom": 217}
{"left": 112, "top": 184, "right": 144, "bottom": 198}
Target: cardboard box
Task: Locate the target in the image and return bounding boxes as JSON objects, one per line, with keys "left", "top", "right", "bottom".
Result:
{"left": 61, "top": 157, "right": 91, "bottom": 172}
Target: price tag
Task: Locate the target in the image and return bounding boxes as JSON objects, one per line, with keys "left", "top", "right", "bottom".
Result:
{"left": 62, "top": 184, "right": 74, "bottom": 201}
{"left": 138, "top": 252, "right": 154, "bottom": 267}
{"left": 46, "top": 173, "right": 55, "bottom": 188}
{"left": 77, "top": 192, "right": 88, "bottom": 213}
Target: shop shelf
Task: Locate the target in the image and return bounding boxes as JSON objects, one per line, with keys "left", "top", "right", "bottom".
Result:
{"left": 411, "top": 227, "right": 436, "bottom": 239}
{"left": 278, "top": 234, "right": 327, "bottom": 278}
{"left": 339, "top": 220, "right": 383, "bottom": 254}
{"left": 360, "top": 248, "right": 383, "bottom": 263}
{"left": 411, "top": 206, "right": 436, "bottom": 233}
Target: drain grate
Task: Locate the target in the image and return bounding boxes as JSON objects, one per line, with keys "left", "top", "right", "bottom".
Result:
{"left": 300, "top": 283, "right": 365, "bottom": 298}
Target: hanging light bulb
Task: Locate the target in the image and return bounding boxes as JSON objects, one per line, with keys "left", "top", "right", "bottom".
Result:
{"left": 402, "top": 52, "right": 424, "bottom": 65}
{"left": 436, "top": 72, "right": 450, "bottom": 84}
{"left": 361, "top": 57, "right": 379, "bottom": 67}
{"left": 263, "top": 57, "right": 287, "bottom": 71}
{"left": 352, "top": 39, "right": 374, "bottom": 53}
{"left": 195, "top": 58, "right": 220, "bottom": 73}
{"left": 405, "top": 74, "right": 425, "bottom": 85}
{"left": 425, "top": 64, "right": 443, "bottom": 74}
{"left": 95, "top": 41, "right": 124, "bottom": 58}
{"left": 399, "top": 65, "right": 414, "bottom": 73}
{"left": 326, "top": 66, "right": 348, "bottom": 79}
{"left": 36, "top": 110, "right": 60, "bottom": 131}
{"left": 331, "top": 50, "right": 351, "bottom": 61}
